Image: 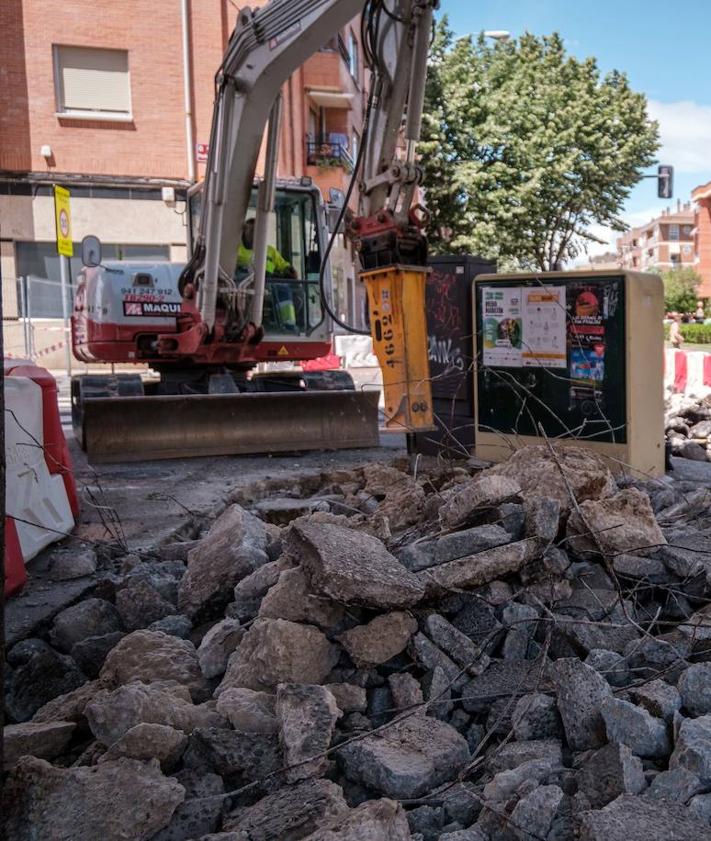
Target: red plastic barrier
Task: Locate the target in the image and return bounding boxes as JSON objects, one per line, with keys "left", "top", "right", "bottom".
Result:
{"left": 703, "top": 355, "right": 711, "bottom": 388}
{"left": 5, "top": 362, "right": 79, "bottom": 517}
{"left": 4, "top": 516, "right": 27, "bottom": 597}
{"left": 674, "top": 351, "right": 688, "bottom": 394}
{"left": 301, "top": 351, "right": 342, "bottom": 372}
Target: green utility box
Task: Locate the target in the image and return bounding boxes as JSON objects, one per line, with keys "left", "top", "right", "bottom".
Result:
{"left": 473, "top": 270, "right": 665, "bottom": 476}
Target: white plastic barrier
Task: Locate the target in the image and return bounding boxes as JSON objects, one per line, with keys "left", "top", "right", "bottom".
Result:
{"left": 334, "top": 334, "right": 379, "bottom": 368}
{"left": 664, "top": 349, "right": 711, "bottom": 398}
{"left": 5, "top": 375, "right": 74, "bottom": 561}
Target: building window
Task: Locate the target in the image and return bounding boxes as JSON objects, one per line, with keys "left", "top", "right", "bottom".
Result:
{"left": 16, "top": 241, "right": 169, "bottom": 318}
{"left": 53, "top": 45, "right": 131, "bottom": 120}
{"left": 683, "top": 244, "right": 693, "bottom": 256}
{"left": 352, "top": 131, "right": 360, "bottom": 162}
{"left": 348, "top": 31, "right": 359, "bottom": 80}
{"left": 669, "top": 224, "right": 680, "bottom": 241}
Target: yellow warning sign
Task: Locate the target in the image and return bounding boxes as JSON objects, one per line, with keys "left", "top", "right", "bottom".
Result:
{"left": 277, "top": 346, "right": 289, "bottom": 357}
{"left": 54, "top": 185, "right": 73, "bottom": 257}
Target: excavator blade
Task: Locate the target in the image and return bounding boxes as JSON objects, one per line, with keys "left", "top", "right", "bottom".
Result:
{"left": 79, "top": 391, "right": 380, "bottom": 463}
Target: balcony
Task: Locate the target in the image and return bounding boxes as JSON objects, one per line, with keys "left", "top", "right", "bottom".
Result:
{"left": 306, "top": 134, "right": 354, "bottom": 173}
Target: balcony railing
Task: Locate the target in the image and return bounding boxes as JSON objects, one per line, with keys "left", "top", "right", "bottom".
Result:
{"left": 306, "top": 134, "right": 354, "bottom": 172}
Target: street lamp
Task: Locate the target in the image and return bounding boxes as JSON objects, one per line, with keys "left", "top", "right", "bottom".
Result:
{"left": 483, "top": 30, "right": 511, "bottom": 42}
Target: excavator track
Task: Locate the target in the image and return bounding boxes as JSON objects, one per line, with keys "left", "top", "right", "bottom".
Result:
{"left": 77, "top": 390, "right": 380, "bottom": 463}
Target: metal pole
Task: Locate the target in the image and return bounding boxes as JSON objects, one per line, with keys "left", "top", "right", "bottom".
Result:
{"left": 180, "top": 0, "right": 196, "bottom": 182}
{"left": 19, "top": 276, "right": 29, "bottom": 357}
{"left": 59, "top": 256, "right": 72, "bottom": 375}
{"left": 0, "top": 225, "right": 7, "bottom": 798}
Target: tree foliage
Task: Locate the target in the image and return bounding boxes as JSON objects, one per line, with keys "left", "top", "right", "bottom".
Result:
{"left": 657, "top": 267, "right": 702, "bottom": 314}
{"left": 420, "top": 23, "right": 660, "bottom": 270}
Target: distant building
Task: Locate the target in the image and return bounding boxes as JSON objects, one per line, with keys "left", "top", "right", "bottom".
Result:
{"left": 692, "top": 180, "right": 711, "bottom": 298}
{"left": 585, "top": 251, "right": 621, "bottom": 271}
{"left": 617, "top": 202, "right": 695, "bottom": 274}
{"left": 1, "top": 0, "right": 366, "bottom": 366}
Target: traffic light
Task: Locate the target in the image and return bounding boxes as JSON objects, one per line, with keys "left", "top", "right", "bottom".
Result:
{"left": 658, "top": 165, "right": 674, "bottom": 199}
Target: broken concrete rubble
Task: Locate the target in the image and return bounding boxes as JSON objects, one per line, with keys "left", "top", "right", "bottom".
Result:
{"left": 10, "top": 446, "right": 711, "bottom": 840}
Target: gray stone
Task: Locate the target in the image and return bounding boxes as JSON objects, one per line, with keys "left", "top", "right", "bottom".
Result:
{"left": 439, "top": 830, "right": 488, "bottom": 841}
{"left": 222, "top": 778, "right": 348, "bottom": 839}
{"left": 232, "top": 560, "right": 282, "bottom": 621}
{"left": 197, "top": 618, "right": 243, "bottom": 679}
{"left": 324, "top": 683, "right": 367, "bottom": 713}
{"left": 398, "top": 539, "right": 437, "bottom": 572}
{"left": 150, "top": 770, "right": 224, "bottom": 841}
{"left": 407, "top": 804, "right": 443, "bottom": 839}
{"left": 510, "top": 784, "right": 564, "bottom": 841}
{"left": 277, "top": 683, "right": 341, "bottom": 782}
{"left": 101, "top": 722, "right": 188, "bottom": 771}
{"left": 338, "top": 715, "right": 470, "bottom": 799}
{"left": 6, "top": 639, "right": 87, "bottom": 722}
{"left": 423, "top": 665, "right": 454, "bottom": 720}
{"left": 646, "top": 767, "right": 703, "bottom": 802}
{"left": 178, "top": 504, "right": 268, "bottom": 620}
{"left": 85, "top": 681, "right": 223, "bottom": 746}
{"left": 501, "top": 603, "right": 539, "bottom": 661}
{"left": 217, "top": 618, "right": 339, "bottom": 694}
{"left": 388, "top": 673, "right": 424, "bottom": 711}
{"left": 627, "top": 679, "right": 682, "bottom": 722}
{"left": 288, "top": 519, "right": 426, "bottom": 609}
{"left": 494, "top": 502, "right": 527, "bottom": 538}
{"left": 337, "top": 612, "right": 417, "bottom": 666}
{"left": 32, "top": 680, "right": 102, "bottom": 725}
{"left": 670, "top": 714, "right": 711, "bottom": 783}
{"left": 451, "top": 599, "right": 504, "bottom": 652}
{"left": 601, "top": 697, "right": 670, "bottom": 758}
{"left": 300, "top": 798, "right": 413, "bottom": 841}
{"left": 488, "top": 739, "right": 563, "bottom": 774}
{"left": 425, "top": 614, "right": 489, "bottom": 675}
{"left": 512, "top": 693, "right": 562, "bottom": 740}
{"left": 689, "top": 793, "right": 711, "bottom": 824}
{"left": 441, "top": 782, "right": 482, "bottom": 827}
{"left": 116, "top": 578, "right": 176, "bottom": 631}
{"left": 4, "top": 756, "right": 185, "bottom": 841}
{"left": 585, "top": 649, "right": 629, "bottom": 687}
{"left": 259, "top": 566, "right": 345, "bottom": 630}
{"left": 439, "top": 474, "right": 522, "bottom": 528}
{"left": 543, "top": 546, "right": 571, "bottom": 575}
{"left": 677, "top": 439, "right": 708, "bottom": 461}
{"left": 49, "top": 598, "right": 122, "bottom": 653}
{"left": 3, "top": 720, "right": 76, "bottom": 769}
{"left": 624, "top": 632, "right": 690, "bottom": 682}
{"left": 567, "top": 488, "right": 666, "bottom": 558}
{"left": 678, "top": 663, "right": 711, "bottom": 716}
{"left": 254, "top": 496, "right": 330, "bottom": 525}
{"left": 488, "top": 444, "right": 617, "bottom": 510}
{"left": 579, "top": 793, "right": 711, "bottom": 841}
{"left": 100, "top": 630, "right": 206, "bottom": 701}
{"left": 613, "top": 553, "right": 671, "bottom": 582}
{"left": 555, "top": 611, "right": 638, "bottom": 657}
{"left": 482, "top": 758, "right": 557, "bottom": 802}
{"left": 70, "top": 632, "right": 125, "bottom": 679}
{"left": 552, "top": 658, "right": 612, "bottom": 751}
{"left": 215, "top": 687, "right": 277, "bottom": 733}
{"left": 577, "top": 742, "right": 646, "bottom": 808}
{"left": 48, "top": 547, "right": 97, "bottom": 580}
{"left": 185, "top": 727, "right": 281, "bottom": 780}
{"left": 525, "top": 496, "right": 561, "bottom": 543}
{"left": 410, "top": 633, "right": 467, "bottom": 691}
{"left": 421, "top": 540, "right": 538, "bottom": 594}
{"left": 462, "top": 659, "right": 548, "bottom": 714}
{"left": 435, "top": 524, "right": 512, "bottom": 564}
{"left": 148, "top": 615, "right": 193, "bottom": 638}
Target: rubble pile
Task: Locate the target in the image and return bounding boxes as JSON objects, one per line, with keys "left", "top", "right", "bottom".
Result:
{"left": 666, "top": 393, "right": 711, "bottom": 462}
{"left": 6, "top": 445, "right": 711, "bottom": 840}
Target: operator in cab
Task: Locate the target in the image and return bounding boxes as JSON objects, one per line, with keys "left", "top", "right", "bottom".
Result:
{"left": 237, "top": 217, "right": 299, "bottom": 332}
{"left": 237, "top": 218, "right": 297, "bottom": 279}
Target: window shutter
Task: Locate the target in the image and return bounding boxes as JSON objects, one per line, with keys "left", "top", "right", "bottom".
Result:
{"left": 56, "top": 46, "right": 130, "bottom": 114}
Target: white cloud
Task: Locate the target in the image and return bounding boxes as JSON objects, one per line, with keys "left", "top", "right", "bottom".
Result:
{"left": 648, "top": 99, "right": 711, "bottom": 174}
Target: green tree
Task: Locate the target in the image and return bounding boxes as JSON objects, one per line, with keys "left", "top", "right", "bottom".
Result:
{"left": 420, "top": 23, "right": 660, "bottom": 269}
{"left": 657, "top": 267, "right": 702, "bottom": 314}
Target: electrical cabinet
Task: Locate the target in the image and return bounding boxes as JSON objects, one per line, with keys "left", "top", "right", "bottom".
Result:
{"left": 473, "top": 270, "right": 665, "bottom": 476}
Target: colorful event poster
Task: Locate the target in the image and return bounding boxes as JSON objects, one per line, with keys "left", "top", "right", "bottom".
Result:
{"left": 482, "top": 287, "right": 523, "bottom": 368}
{"left": 521, "top": 287, "right": 567, "bottom": 369}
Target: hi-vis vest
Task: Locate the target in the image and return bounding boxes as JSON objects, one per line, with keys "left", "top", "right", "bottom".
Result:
{"left": 237, "top": 242, "right": 291, "bottom": 275}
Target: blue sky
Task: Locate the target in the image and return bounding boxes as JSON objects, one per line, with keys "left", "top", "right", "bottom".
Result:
{"left": 442, "top": 0, "right": 711, "bottom": 255}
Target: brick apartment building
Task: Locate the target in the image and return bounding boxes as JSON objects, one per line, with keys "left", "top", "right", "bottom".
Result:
{"left": 617, "top": 202, "right": 696, "bottom": 275}
{"left": 692, "top": 180, "right": 711, "bottom": 298}
{"left": 0, "top": 0, "right": 367, "bottom": 366}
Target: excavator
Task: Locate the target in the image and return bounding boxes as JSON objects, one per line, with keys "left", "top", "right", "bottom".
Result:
{"left": 71, "top": 0, "right": 438, "bottom": 461}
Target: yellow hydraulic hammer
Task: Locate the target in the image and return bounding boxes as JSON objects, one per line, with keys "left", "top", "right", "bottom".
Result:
{"left": 362, "top": 265, "right": 435, "bottom": 434}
